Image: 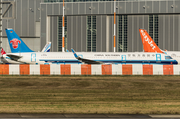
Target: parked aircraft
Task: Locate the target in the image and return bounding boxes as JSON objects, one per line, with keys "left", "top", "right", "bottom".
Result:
{"left": 139, "top": 28, "right": 180, "bottom": 64}
{"left": 1, "top": 41, "right": 51, "bottom": 64}
{"left": 1, "top": 28, "right": 51, "bottom": 64}
{"left": 1, "top": 28, "right": 178, "bottom": 65}
{"left": 71, "top": 49, "right": 177, "bottom": 65}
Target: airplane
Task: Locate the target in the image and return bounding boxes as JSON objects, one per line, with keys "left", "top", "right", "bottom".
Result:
{"left": 139, "top": 28, "right": 180, "bottom": 64}
{"left": 1, "top": 41, "right": 51, "bottom": 64}
{"left": 71, "top": 49, "right": 177, "bottom": 65}
{"left": 1, "top": 28, "right": 178, "bottom": 65}
{"left": 1, "top": 48, "right": 20, "bottom": 64}
{"left": 1, "top": 28, "right": 51, "bottom": 64}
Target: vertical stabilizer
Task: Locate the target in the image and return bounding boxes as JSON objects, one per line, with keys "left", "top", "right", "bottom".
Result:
{"left": 41, "top": 42, "right": 51, "bottom": 52}
{"left": 139, "top": 29, "right": 163, "bottom": 53}
{"left": 5, "top": 28, "right": 34, "bottom": 53}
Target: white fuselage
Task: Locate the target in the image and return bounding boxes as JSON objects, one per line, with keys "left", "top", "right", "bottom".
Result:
{"left": 2, "top": 52, "right": 178, "bottom": 65}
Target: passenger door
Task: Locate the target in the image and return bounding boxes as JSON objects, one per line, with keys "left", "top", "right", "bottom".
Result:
{"left": 156, "top": 54, "right": 161, "bottom": 63}
{"left": 31, "top": 53, "right": 36, "bottom": 62}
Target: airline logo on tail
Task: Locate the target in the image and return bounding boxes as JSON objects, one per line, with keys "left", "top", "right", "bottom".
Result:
{"left": 140, "top": 30, "right": 155, "bottom": 50}
{"left": 139, "top": 29, "right": 163, "bottom": 53}
{"left": 1, "top": 48, "right": 6, "bottom": 55}
{"left": 10, "top": 38, "right": 21, "bottom": 49}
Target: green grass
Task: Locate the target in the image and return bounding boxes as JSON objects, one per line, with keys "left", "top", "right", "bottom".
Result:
{"left": 0, "top": 76, "right": 180, "bottom": 114}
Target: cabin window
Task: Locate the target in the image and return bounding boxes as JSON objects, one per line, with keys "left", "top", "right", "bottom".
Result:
{"left": 132, "top": 54, "right": 135, "bottom": 57}
{"left": 138, "top": 54, "right": 140, "bottom": 57}
{"left": 165, "top": 56, "right": 172, "bottom": 59}
{"left": 147, "top": 54, "right": 150, "bottom": 57}
{"left": 128, "top": 54, "right": 131, "bottom": 57}
{"left": 152, "top": 54, "right": 155, "bottom": 57}
{"left": 142, "top": 54, "right": 145, "bottom": 57}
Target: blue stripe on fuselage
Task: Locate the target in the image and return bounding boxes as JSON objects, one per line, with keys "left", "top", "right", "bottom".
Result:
{"left": 39, "top": 59, "right": 178, "bottom": 65}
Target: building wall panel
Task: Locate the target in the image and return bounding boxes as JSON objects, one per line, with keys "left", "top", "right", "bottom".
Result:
{"left": 73, "top": 3, "right": 78, "bottom": 15}
{"left": 174, "top": 15, "right": 179, "bottom": 51}
{"left": 86, "top": 3, "right": 91, "bottom": 15}
{"left": 168, "top": 1, "right": 174, "bottom": 13}
{"left": 36, "top": 0, "right": 41, "bottom": 22}
{"left": 175, "top": 1, "right": 180, "bottom": 13}
{"left": 51, "top": 16, "right": 58, "bottom": 52}
{"left": 106, "top": 2, "right": 112, "bottom": 14}
{"left": 79, "top": 3, "right": 85, "bottom": 15}
{"left": 77, "top": 16, "right": 81, "bottom": 52}
{"left": 40, "top": 4, "right": 47, "bottom": 49}
{"left": 133, "top": 2, "right": 138, "bottom": 13}
{"left": 22, "top": 0, "right": 28, "bottom": 36}
{"left": 160, "top": 1, "right": 166, "bottom": 13}
{"left": 99, "top": 2, "right": 104, "bottom": 14}
{"left": 54, "top": 4, "right": 60, "bottom": 15}
{"left": 139, "top": 1, "right": 145, "bottom": 13}
{"left": 146, "top": 1, "right": 152, "bottom": 13}
{"left": 153, "top": 1, "right": 159, "bottom": 13}
{"left": 82, "top": 16, "right": 87, "bottom": 52}
{"left": 47, "top": 4, "right": 52, "bottom": 15}
{"left": 117, "top": 2, "right": 125, "bottom": 14}
{"left": 29, "top": 0, "right": 35, "bottom": 36}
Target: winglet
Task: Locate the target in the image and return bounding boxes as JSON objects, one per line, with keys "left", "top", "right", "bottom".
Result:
{"left": 71, "top": 48, "right": 78, "bottom": 58}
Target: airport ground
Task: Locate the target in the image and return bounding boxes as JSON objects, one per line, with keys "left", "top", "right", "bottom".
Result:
{"left": 0, "top": 75, "right": 180, "bottom": 114}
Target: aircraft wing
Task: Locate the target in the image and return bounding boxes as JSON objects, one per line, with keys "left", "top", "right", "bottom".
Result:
{"left": 6, "top": 54, "right": 22, "bottom": 61}
{"left": 71, "top": 49, "right": 103, "bottom": 64}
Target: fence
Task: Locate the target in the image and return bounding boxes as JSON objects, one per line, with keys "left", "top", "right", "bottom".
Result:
{"left": 0, "top": 64, "right": 179, "bottom": 75}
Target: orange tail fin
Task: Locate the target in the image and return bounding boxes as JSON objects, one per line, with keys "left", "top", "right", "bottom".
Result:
{"left": 1, "top": 48, "right": 6, "bottom": 55}
{"left": 139, "top": 29, "right": 163, "bottom": 53}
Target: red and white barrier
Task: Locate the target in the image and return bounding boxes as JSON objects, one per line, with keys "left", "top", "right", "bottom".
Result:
{"left": 0, "top": 64, "right": 180, "bottom": 75}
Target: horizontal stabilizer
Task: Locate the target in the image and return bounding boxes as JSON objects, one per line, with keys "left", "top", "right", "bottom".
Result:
{"left": 6, "top": 54, "right": 22, "bottom": 61}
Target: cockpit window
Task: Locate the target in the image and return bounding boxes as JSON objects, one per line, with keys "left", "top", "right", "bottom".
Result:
{"left": 165, "top": 56, "right": 173, "bottom": 59}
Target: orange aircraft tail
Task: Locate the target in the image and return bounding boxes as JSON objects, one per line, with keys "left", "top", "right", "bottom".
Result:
{"left": 139, "top": 29, "right": 163, "bottom": 53}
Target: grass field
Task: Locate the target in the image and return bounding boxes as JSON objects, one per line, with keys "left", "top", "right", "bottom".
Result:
{"left": 0, "top": 75, "right": 180, "bottom": 114}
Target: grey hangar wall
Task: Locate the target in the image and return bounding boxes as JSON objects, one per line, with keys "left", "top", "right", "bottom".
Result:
{"left": 2, "top": 0, "right": 180, "bottom": 52}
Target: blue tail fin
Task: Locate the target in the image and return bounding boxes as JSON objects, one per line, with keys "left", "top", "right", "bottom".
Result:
{"left": 41, "top": 42, "right": 51, "bottom": 52}
{"left": 5, "top": 28, "right": 34, "bottom": 53}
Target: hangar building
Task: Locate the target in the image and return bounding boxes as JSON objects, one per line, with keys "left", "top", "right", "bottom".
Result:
{"left": 1, "top": 0, "right": 180, "bottom": 53}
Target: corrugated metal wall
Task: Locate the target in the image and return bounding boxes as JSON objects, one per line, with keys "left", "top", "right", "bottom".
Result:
{"left": 128, "top": 15, "right": 149, "bottom": 52}
{"left": 2, "top": 0, "right": 43, "bottom": 52}
{"left": 158, "top": 15, "right": 180, "bottom": 51}
{"left": 3, "top": 0, "right": 180, "bottom": 53}
{"left": 41, "top": 1, "right": 180, "bottom": 52}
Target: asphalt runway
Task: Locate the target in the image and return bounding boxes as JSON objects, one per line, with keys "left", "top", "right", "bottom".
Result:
{"left": 0, "top": 114, "right": 180, "bottom": 119}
